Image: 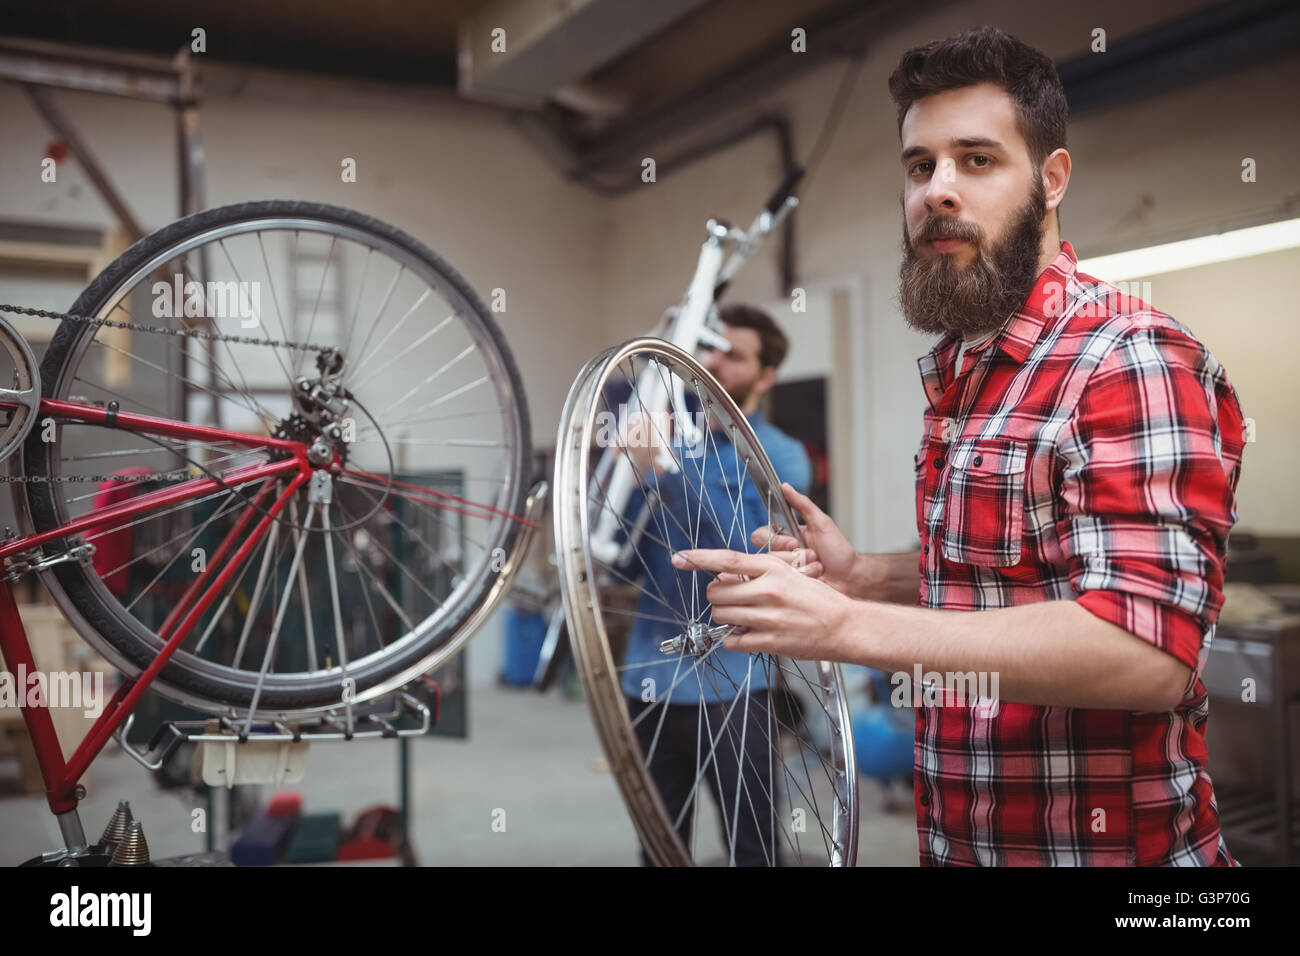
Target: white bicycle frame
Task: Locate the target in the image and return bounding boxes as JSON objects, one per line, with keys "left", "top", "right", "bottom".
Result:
{"left": 587, "top": 193, "right": 800, "bottom": 566}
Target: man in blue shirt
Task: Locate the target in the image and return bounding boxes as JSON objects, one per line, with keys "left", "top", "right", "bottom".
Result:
{"left": 616, "top": 303, "right": 812, "bottom": 866}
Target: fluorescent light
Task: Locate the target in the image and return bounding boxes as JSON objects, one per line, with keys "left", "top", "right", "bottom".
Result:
{"left": 1077, "top": 218, "right": 1300, "bottom": 281}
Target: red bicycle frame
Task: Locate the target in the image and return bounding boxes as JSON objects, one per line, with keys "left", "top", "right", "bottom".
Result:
{"left": 0, "top": 396, "right": 311, "bottom": 824}
{"left": 0, "top": 390, "right": 539, "bottom": 859}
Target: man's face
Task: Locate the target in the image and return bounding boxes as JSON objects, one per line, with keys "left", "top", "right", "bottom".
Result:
{"left": 897, "top": 82, "right": 1048, "bottom": 338}
{"left": 701, "top": 324, "right": 770, "bottom": 410}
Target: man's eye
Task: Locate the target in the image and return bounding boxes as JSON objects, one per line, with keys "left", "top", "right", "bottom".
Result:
{"left": 909, "top": 161, "right": 933, "bottom": 176}
{"left": 969, "top": 155, "right": 992, "bottom": 168}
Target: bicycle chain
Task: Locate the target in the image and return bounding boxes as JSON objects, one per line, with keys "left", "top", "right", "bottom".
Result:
{"left": 0, "top": 302, "right": 333, "bottom": 354}
{"left": 0, "top": 302, "right": 332, "bottom": 484}
{"left": 0, "top": 471, "right": 192, "bottom": 484}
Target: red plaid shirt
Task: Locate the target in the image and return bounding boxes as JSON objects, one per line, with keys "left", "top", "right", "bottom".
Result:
{"left": 911, "top": 240, "right": 1244, "bottom": 866}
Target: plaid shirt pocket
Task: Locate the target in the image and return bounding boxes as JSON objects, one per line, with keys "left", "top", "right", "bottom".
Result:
{"left": 940, "top": 439, "right": 1027, "bottom": 567}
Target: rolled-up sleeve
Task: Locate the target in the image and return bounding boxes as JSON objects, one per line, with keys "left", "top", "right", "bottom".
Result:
{"left": 1054, "top": 324, "right": 1245, "bottom": 692}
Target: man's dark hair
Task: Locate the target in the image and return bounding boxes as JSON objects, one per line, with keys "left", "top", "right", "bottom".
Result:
{"left": 887, "top": 26, "right": 1068, "bottom": 170}
{"left": 718, "top": 303, "right": 789, "bottom": 369}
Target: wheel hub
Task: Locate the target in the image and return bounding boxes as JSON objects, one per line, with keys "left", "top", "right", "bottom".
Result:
{"left": 276, "top": 348, "right": 353, "bottom": 467}
{"left": 660, "top": 622, "right": 737, "bottom": 657}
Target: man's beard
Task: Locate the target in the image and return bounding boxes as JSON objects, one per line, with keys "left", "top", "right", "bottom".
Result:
{"left": 898, "top": 175, "right": 1047, "bottom": 338}
{"left": 703, "top": 380, "right": 752, "bottom": 431}
{"left": 726, "top": 379, "right": 755, "bottom": 409}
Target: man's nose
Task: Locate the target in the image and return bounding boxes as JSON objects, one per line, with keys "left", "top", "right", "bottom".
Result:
{"left": 924, "top": 158, "right": 961, "bottom": 214}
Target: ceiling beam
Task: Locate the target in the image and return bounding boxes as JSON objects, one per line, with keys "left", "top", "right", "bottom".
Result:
{"left": 458, "top": 0, "right": 710, "bottom": 108}
{"left": 568, "top": 0, "right": 914, "bottom": 175}
{"left": 0, "top": 36, "right": 183, "bottom": 103}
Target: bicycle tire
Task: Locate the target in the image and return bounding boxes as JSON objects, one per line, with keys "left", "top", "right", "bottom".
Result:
{"left": 19, "top": 200, "right": 531, "bottom": 715}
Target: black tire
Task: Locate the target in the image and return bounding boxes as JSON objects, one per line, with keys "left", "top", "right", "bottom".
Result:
{"left": 22, "top": 201, "right": 531, "bottom": 713}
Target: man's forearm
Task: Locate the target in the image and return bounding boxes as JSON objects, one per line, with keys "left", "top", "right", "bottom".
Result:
{"left": 830, "top": 597, "right": 1191, "bottom": 712}
{"left": 843, "top": 550, "right": 922, "bottom": 604}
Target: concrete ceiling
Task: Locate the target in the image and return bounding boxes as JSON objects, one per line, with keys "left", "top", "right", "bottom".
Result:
{"left": 1, "top": 0, "right": 909, "bottom": 190}
{"left": 2, "top": 0, "right": 863, "bottom": 117}
{"left": 10, "top": 1, "right": 1287, "bottom": 192}
{"left": 3, "top": 0, "right": 487, "bottom": 86}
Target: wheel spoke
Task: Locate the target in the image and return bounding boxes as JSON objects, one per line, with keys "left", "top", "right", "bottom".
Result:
{"left": 243, "top": 502, "right": 315, "bottom": 729}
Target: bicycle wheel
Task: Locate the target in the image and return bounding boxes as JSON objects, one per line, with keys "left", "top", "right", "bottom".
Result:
{"left": 18, "top": 201, "right": 531, "bottom": 716}
{"left": 553, "top": 337, "right": 857, "bottom": 866}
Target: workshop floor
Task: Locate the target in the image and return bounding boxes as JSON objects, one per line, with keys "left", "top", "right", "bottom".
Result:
{"left": 0, "top": 681, "right": 919, "bottom": 866}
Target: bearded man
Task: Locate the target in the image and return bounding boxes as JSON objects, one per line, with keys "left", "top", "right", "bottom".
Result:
{"left": 674, "top": 26, "right": 1246, "bottom": 867}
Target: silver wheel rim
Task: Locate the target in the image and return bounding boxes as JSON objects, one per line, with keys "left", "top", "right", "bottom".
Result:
{"left": 554, "top": 337, "right": 857, "bottom": 866}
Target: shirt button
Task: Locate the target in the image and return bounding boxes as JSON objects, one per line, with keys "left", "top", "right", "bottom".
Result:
{"left": 923, "top": 545, "right": 929, "bottom": 555}
{"left": 933, "top": 455, "right": 945, "bottom": 468}
{"left": 972, "top": 454, "right": 983, "bottom": 466}
{"left": 919, "top": 792, "right": 930, "bottom": 807}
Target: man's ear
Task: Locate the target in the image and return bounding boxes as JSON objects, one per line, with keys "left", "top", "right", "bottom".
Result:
{"left": 1042, "top": 147, "right": 1071, "bottom": 213}
{"left": 755, "top": 365, "right": 779, "bottom": 396}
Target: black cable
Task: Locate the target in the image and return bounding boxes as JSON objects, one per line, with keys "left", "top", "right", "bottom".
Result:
{"left": 801, "top": 53, "right": 866, "bottom": 194}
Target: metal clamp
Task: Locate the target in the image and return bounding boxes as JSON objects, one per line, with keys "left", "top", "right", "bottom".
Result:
{"left": 114, "top": 713, "right": 187, "bottom": 771}
{"left": 3, "top": 542, "right": 95, "bottom": 582}
{"left": 113, "top": 690, "right": 434, "bottom": 776}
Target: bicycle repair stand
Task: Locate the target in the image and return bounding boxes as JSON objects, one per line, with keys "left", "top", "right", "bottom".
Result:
{"left": 1, "top": 478, "right": 548, "bottom": 867}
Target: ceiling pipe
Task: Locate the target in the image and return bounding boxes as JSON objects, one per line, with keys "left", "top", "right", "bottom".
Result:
{"left": 524, "top": 111, "right": 800, "bottom": 296}
{"left": 1057, "top": 0, "right": 1300, "bottom": 116}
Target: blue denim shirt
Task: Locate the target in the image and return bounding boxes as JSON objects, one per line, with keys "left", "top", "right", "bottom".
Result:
{"left": 617, "top": 407, "right": 812, "bottom": 705}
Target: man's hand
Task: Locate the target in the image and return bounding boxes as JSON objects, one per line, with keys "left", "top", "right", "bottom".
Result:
{"left": 750, "top": 482, "right": 859, "bottom": 596}
{"left": 670, "top": 548, "right": 854, "bottom": 661}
